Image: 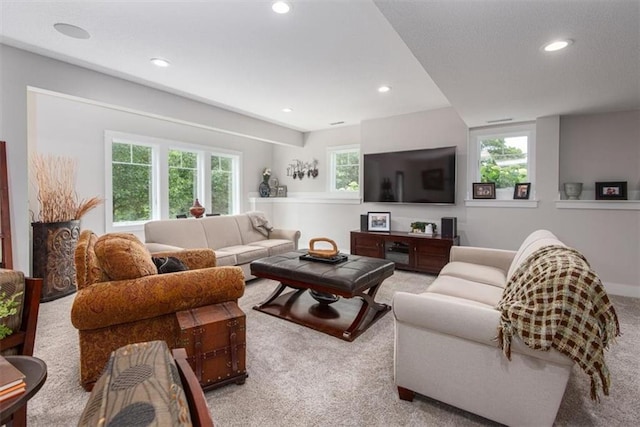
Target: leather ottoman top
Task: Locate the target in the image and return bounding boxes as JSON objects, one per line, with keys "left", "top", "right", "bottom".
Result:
{"left": 250, "top": 250, "right": 394, "bottom": 295}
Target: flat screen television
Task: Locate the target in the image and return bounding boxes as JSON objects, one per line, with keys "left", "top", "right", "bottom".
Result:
{"left": 363, "top": 146, "right": 456, "bottom": 204}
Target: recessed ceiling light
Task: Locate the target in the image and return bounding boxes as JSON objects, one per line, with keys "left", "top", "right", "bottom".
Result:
{"left": 378, "top": 85, "right": 391, "bottom": 93}
{"left": 282, "top": 107, "right": 293, "bottom": 113}
{"left": 272, "top": 1, "right": 292, "bottom": 14}
{"left": 150, "top": 58, "right": 170, "bottom": 67}
{"left": 53, "top": 23, "right": 90, "bottom": 39}
{"left": 543, "top": 39, "right": 573, "bottom": 52}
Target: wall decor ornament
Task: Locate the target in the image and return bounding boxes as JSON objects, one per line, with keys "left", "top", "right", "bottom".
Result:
{"left": 287, "top": 159, "right": 318, "bottom": 180}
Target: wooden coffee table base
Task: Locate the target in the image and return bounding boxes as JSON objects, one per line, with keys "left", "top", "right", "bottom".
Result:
{"left": 253, "top": 282, "right": 390, "bottom": 342}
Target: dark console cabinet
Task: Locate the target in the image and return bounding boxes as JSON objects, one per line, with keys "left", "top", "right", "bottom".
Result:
{"left": 350, "top": 231, "right": 459, "bottom": 274}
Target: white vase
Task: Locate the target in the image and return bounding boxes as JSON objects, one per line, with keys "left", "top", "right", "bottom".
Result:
{"left": 564, "top": 182, "right": 583, "bottom": 200}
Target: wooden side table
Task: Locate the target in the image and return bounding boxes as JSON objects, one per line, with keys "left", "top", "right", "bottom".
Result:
{"left": 0, "top": 356, "right": 47, "bottom": 427}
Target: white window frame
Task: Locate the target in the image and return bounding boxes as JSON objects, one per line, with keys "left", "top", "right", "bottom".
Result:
{"left": 327, "top": 144, "right": 361, "bottom": 195}
{"left": 105, "top": 131, "right": 241, "bottom": 232}
{"left": 468, "top": 123, "right": 536, "bottom": 201}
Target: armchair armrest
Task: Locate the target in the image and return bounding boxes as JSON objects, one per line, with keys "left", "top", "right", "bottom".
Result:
{"left": 71, "top": 266, "right": 244, "bottom": 330}
{"left": 269, "top": 228, "right": 301, "bottom": 248}
{"left": 449, "top": 246, "right": 515, "bottom": 272}
{"left": 150, "top": 248, "right": 217, "bottom": 269}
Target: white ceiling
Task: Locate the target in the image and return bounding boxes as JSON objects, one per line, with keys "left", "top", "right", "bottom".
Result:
{"left": 1, "top": 0, "right": 638, "bottom": 132}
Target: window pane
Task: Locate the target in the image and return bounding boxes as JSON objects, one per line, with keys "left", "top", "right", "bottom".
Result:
{"left": 112, "top": 156, "right": 152, "bottom": 222}
{"left": 479, "top": 136, "right": 528, "bottom": 189}
{"left": 131, "top": 145, "right": 152, "bottom": 164}
{"left": 332, "top": 148, "right": 360, "bottom": 192}
{"left": 211, "top": 154, "right": 234, "bottom": 215}
{"left": 169, "top": 149, "right": 198, "bottom": 217}
{"left": 112, "top": 142, "right": 131, "bottom": 163}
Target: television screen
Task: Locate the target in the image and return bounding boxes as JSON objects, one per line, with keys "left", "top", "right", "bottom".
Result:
{"left": 363, "top": 146, "right": 456, "bottom": 204}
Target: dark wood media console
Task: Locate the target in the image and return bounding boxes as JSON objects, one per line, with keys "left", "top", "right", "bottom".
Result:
{"left": 350, "top": 230, "right": 459, "bottom": 274}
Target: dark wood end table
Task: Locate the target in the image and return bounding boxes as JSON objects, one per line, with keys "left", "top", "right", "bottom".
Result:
{"left": 0, "top": 356, "right": 47, "bottom": 427}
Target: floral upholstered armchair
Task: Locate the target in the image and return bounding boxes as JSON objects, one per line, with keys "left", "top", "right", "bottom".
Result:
{"left": 71, "top": 230, "right": 245, "bottom": 390}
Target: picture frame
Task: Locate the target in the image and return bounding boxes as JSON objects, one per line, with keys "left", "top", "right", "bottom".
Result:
{"left": 276, "top": 185, "right": 288, "bottom": 197}
{"left": 472, "top": 182, "right": 496, "bottom": 199}
{"left": 367, "top": 211, "right": 391, "bottom": 232}
{"left": 595, "top": 181, "right": 627, "bottom": 200}
{"left": 513, "top": 182, "right": 531, "bottom": 200}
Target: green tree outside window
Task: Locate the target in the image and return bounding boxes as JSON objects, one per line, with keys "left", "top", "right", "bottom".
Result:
{"left": 479, "top": 138, "right": 528, "bottom": 189}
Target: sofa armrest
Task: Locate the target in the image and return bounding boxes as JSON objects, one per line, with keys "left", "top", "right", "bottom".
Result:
{"left": 449, "top": 246, "right": 515, "bottom": 272}
{"left": 393, "top": 292, "right": 572, "bottom": 365}
{"left": 150, "top": 248, "right": 217, "bottom": 269}
{"left": 71, "top": 266, "right": 244, "bottom": 330}
{"left": 146, "top": 242, "right": 184, "bottom": 253}
{"left": 269, "top": 228, "right": 301, "bottom": 248}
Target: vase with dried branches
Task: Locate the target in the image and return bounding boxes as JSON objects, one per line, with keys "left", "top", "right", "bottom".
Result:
{"left": 31, "top": 153, "right": 103, "bottom": 302}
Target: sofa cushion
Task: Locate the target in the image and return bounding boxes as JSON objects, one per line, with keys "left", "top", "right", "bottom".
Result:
{"left": 94, "top": 233, "right": 157, "bottom": 281}
{"left": 219, "top": 245, "right": 269, "bottom": 264}
{"left": 439, "top": 261, "right": 507, "bottom": 288}
{"left": 201, "top": 216, "right": 244, "bottom": 249}
{"left": 213, "top": 250, "right": 238, "bottom": 267}
{"left": 247, "top": 239, "right": 295, "bottom": 256}
{"left": 426, "top": 276, "right": 504, "bottom": 306}
{"left": 144, "top": 219, "right": 208, "bottom": 249}
{"left": 507, "top": 230, "right": 565, "bottom": 280}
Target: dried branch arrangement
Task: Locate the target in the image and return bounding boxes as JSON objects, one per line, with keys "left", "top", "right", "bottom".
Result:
{"left": 32, "top": 153, "right": 103, "bottom": 223}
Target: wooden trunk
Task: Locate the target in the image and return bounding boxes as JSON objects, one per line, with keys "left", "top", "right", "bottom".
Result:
{"left": 176, "top": 302, "right": 247, "bottom": 390}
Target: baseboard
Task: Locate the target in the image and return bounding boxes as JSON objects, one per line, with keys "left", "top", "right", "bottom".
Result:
{"left": 603, "top": 282, "right": 639, "bottom": 298}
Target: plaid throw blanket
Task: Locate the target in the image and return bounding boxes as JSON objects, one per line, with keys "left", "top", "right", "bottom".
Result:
{"left": 497, "top": 245, "right": 620, "bottom": 401}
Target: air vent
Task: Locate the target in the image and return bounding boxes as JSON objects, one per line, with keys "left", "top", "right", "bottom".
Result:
{"left": 330, "top": 121, "right": 345, "bottom": 126}
{"left": 486, "top": 118, "right": 513, "bottom": 124}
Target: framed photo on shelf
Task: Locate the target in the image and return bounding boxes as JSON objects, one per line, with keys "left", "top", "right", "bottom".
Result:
{"left": 367, "top": 212, "right": 391, "bottom": 232}
{"left": 513, "top": 183, "right": 531, "bottom": 200}
{"left": 595, "top": 181, "right": 627, "bottom": 200}
{"left": 472, "top": 182, "right": 496, "bottom": 199}
{"left": 276, "top": 185, "right": 288, "bottom": 197}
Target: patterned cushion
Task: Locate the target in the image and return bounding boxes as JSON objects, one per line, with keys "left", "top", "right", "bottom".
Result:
{"left": 94, "top": 233, "right": 157, "bottom": 281}
{"left": 78, "top": 340, "right": 192, "bottom": 426}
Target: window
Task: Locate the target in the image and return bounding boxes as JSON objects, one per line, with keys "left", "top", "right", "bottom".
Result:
{"left": 111, "top": 142, "right": 154, "bottom": 224}
{"left": 210, "top": 154, "right": 238, "bottom": 215}
{"left": 168, "top": 149, "right": 198, "bottom": 218}
{"left": 105, "top": 131, "right": 241, "bottom": 231}
{"left": 328, "top": 145, "right": 360, "bottom": 192}
{"left": 468, "top": 123, "right": 536, "bottom": 199}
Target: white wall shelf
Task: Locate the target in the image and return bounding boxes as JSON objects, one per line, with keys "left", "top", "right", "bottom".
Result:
{"left": 464, "top": 199, "right": 539, "bottom": 208}
{"left": 555, "top": 200, "right": 640, "bottom": 210}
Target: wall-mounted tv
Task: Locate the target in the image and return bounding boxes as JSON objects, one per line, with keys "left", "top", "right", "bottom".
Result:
{"left": 363, "top": 146, "right": 456, "bottom": 204}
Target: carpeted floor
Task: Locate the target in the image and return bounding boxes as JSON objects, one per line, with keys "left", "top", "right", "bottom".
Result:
{"left": 28, "top": 270, "right": 639, "bottom": 426}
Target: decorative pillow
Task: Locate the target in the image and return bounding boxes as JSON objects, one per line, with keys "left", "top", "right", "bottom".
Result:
{"left": 152, "top": 256, "right": 189, "bottom": 274}
{"left": 94, "top": 233, "right": 157, "bottom": 281}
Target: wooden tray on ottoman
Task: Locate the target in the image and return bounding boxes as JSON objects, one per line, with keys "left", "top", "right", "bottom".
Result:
{"left": 176, "top": 302, "right": 248, "bottom": 390}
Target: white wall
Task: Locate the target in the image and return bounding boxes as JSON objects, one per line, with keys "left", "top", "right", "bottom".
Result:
{"left": 559, "top": 110, "right": 640, "bottom": 200}
{"left": 267, "top": 111, "right": 639, "bottom": 297}
{"left": 1, "top": 45, "right": 303, "bottom": 272}
{"left": 31, "top": 92, "right": 274, "bottom": 240}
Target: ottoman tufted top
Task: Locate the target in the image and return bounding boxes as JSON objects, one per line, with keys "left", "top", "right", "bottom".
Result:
{"left": 250, "top": 250, "right": 394, "bottom": 295}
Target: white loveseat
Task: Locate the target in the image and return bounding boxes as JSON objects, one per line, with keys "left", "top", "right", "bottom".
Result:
{"left": 144, "top": 212, "right": 300, "bottom": 280}
{"left": 393, "top": 230, "right": 575, "bottom": 427}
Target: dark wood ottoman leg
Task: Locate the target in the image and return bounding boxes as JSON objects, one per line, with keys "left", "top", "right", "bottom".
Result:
{"left": 397, "top": 386, "right": 415, "bottom": 401}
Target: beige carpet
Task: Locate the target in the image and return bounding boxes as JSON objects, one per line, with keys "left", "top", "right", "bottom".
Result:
{"left": 28, "top": 270, "right": 639, "bottom": 426}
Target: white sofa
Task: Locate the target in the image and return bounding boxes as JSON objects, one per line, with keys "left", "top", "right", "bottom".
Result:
{"left": 393, "top": 230, "right": 574, "bottom": 427}
{"left": 144, "top": 213, "right": 300, "bottom": 280}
